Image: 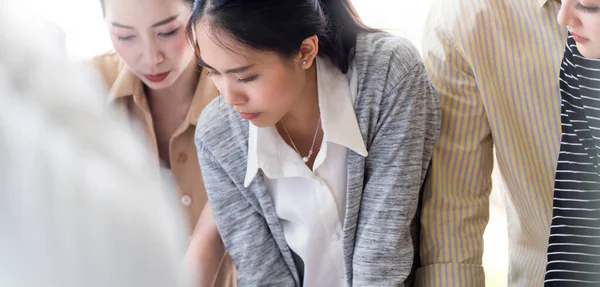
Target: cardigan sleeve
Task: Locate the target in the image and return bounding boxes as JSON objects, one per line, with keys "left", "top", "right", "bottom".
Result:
{"left": 195, "top": 137, "right": 298, "bottom": 287}
{"left": 352, "top": 61, "right": 440, "bottom": 286}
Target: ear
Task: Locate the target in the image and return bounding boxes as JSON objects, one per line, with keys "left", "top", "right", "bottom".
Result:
{"left": 295, "top": 35, "right": 319, "bottom": 69}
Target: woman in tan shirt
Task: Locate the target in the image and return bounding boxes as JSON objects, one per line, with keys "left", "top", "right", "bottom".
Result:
{"left": 92, "top": 0, "right": 234, "bottom": 286}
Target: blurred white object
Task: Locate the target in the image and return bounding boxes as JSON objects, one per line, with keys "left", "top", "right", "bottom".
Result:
{"left": 0, "top": 1, "right": 189, "bottom": 287}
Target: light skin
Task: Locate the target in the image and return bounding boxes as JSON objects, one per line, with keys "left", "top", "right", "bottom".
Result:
{"left": 104, "top": 0, "right": 195, "bottom": 91}
{"left": 558, "top": 0, "right": 600, "bottom": 58}
{"left": 195, "top": 21, "right": 324, "bottom": 169}
{"left": 103, "top": 1, "right": 226, "bottom": 286}
{"left": 103, "top": 0, "right": 198, "bottom": 165}
{"left": 184, "top": 205, "right": 227, "bottom": 287}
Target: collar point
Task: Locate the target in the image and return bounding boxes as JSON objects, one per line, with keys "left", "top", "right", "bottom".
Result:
{"left": 243, "top": 176, "right": 253, "bottom": 188}
{"left": 244, "top": 168, "right": 258, "bottom": 188}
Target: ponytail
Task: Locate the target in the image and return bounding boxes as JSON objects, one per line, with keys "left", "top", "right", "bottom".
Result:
{"left": 317, "top": 0, "right": 374, "bottom": 72}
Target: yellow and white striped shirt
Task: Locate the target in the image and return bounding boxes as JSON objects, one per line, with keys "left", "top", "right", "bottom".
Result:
{"left": 416, "top": 0, "right": 566, "bottom": 286}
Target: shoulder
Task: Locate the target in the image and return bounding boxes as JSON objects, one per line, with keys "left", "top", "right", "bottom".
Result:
{"left": 355, "top": 32, "right": 427, "bottom": 95}
{"left": 357, "top": 32, "right": 422, "bottom": 76}
{"left": 352, "top": 33, "right": 439, "bottom": 142}
{"left": 90, "top": 51, "right": 126, "bottom": 89}
{"left": 357, "top": 32, "right": 421, "bottom": 60}
{"left": 425, "top": 0, "right": 495, "bottom": 25}
{"left": 423, "top": 0, "right": 508, "bottom": 48}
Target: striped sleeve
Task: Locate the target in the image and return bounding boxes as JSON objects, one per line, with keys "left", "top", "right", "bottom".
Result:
{"left": 414, "top": 8, "right": 492, "bottom": 287}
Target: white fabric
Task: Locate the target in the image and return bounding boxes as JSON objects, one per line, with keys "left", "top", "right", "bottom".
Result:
{"left": 0, "top": 3, "right": 188, "bottom": 286}
{"left": 244, "top": 58, "right": 367, "bottom": 286}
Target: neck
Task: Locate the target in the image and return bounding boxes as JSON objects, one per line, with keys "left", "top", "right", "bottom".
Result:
{"left": 279, "top": 63, "right": 320, "bottom": 138}
{"left": 147, "top": 59, "right": 199, "bottom": 101}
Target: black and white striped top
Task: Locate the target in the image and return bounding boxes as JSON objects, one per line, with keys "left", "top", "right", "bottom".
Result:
{"left": 545, "top": 34, "right": 600, "bottom": 286}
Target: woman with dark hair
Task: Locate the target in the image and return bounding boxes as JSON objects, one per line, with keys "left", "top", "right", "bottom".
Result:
{"left": 92, "top": 0, "right": 235, "bottom": 286}
{"left": 189, "top": 0, "right": 440, "bottom": 285}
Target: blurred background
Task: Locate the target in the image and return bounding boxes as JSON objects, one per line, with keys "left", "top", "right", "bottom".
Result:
{"left": 35, "top": 1, "right": 509, "bottom": 286}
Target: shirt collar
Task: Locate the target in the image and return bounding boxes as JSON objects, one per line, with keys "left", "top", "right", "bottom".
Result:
{"left": 244, "top": 57, "right": 368, "bottom": 187}
{"left": 107, "top": 61, "right": 218, "bottom": 126}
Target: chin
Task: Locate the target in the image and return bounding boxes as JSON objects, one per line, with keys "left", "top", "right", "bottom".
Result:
{"left": 576, "top": 43, "right": 600, "bottom": 59}
{"left": 249, "top": 117, "right": 276, "bottom": 128}
{"left": 249, "top": 120, "right": 269, "bottom": 128}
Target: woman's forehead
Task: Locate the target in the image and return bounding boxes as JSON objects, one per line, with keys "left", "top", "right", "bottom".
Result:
{"left": 104, "top": 0, "right": 190, "bottom": 28}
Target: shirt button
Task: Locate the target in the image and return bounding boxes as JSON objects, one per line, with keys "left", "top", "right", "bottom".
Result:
{"left": 177, "top": 152, "right": 187, "bottom": 163}
{"left": 180, "top": 195, "right": 192, "bottom": 207}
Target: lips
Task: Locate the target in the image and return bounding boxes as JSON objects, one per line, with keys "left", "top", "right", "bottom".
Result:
{"left": 144, "top": 71, "right": 170, "bottom": 83}
{"left": 238, "top": 112, "right": 259, "bottom": 120}
{"left": 571, "top": 32, "right": 589, "bottom": 44}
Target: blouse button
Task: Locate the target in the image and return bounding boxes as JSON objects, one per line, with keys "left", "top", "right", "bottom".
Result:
{"left": 180, "top": 195, "right": 192, "bottom": 207}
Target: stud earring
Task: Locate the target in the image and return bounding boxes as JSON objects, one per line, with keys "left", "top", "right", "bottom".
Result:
{"left": 301, "top": 60, "right": 307, "bottom": 66}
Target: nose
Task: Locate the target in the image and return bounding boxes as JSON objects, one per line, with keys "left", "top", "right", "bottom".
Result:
{"left": 557, "top": 0, "right": 578, "bottom": 28}
{"left": 220, "top": 82, "right": 247, "bottom": 107}
{"left": 141, "top": 40, "right": 164, "bottom": 67}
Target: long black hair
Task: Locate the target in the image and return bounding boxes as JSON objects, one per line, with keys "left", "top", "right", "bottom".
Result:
{"left": 186, "top": 0, "right": 375, "bottom": 73}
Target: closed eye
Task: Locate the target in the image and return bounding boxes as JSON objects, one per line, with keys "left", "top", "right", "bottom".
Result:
{"left": 577, "top": 2, "right": 599, "bottom": 12}
{"left": 118, "top": 35, "right": 136, "bottom": 41}
{"left": 237, "top": 75, "right": 258, "bottom": 83}
{"left": 159, "top": 28, "right": 180, "bottom": 37}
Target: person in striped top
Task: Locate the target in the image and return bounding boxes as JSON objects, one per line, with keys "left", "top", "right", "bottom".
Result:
{"left": 545, "top": 0, "right": 600, "bottom": 285}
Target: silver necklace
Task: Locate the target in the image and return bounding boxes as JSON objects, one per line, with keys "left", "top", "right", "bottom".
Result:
{"left": 281, "top": 117, "right": 321, "bottom": 163}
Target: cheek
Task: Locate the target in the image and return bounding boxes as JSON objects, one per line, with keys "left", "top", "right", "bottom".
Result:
{"left": 112, "top": 39, "right": 139, "bottom": 69}
{"left": 591, "top": 25, "right": 600, "bottom": 43}
{"left": 249, "top": 85, "right": 283, "bottom": 108}
{"left": 250, "top": 72, "right": 301, "bottom": 109}
{"left": 163, "top": 34, "right": 193, "bottom": 63}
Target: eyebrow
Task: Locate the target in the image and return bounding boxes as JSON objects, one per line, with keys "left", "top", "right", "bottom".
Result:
{"left": 198, "top": 57, "right": 254, "bottom": 74}
{"left": 111, "top": 15, "right": 180, "bottom": 29}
